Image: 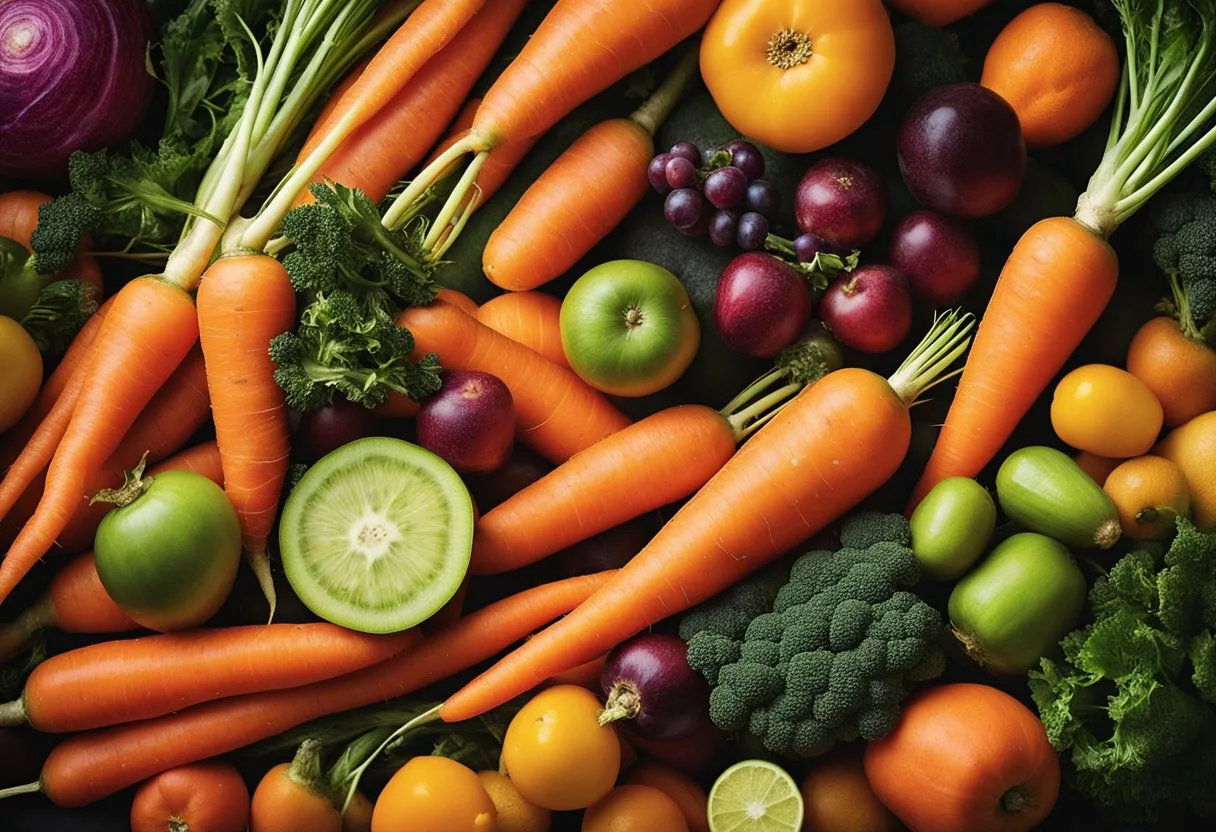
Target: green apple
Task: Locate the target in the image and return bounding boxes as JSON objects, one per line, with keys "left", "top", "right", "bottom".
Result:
{"left": 560, "top": 259, "right": 700, "bottom": 397}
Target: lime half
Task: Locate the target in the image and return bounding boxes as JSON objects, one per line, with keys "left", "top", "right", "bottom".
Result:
{"left": 279, "top": 437, "right": 474, "bottom": 633}
{"left": 708, "top": 759, "right": 804, "bottom": 832}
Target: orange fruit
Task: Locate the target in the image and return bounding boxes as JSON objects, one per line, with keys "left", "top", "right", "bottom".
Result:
{"left": 799, "top": 748, "right": 897, "bottom": 832}
{"left": 981, "top": 3, "right": 1119, "bottom": 148}
{"left": 623, "top": 762, "right": 709, "bottom": 832}
{"left": 581, "top": 785, "right": 688, "bottom": 832}
{"left": 1103, "top": 456, "right": 1191, "bottom": 540}
{"left": 1050, "top": 364, "right": 1164, "bottom": 459}
{"left": 1126, "top": 316, "right": 1216, "bottom": 428}
{"left": 371, "top": 756, "right": 495, "bottom": 832}
{"left": 476, "top": 771, "right": 551, "bottom": 832}
{"left": 1073, "top": 451, "right": 1123, "bottom": 487}
{"left": 1155, "top": 412, "right": 1216, "bottom": 531}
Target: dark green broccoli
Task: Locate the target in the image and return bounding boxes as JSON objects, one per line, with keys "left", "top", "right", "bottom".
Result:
{"left": 19, "top": 280, "right": 100, "bottom": 359}
{"left": 1029, "top": 518, "right": 1216, "bottom": 821}
{"left": 682, "top": 513, "right": 945, "bottom": 758}
{"left": 1150, "top": 192, "right": 1216, "bottom": 343}
{"left": 888, "top": 22, "right": 969, "bottom": 108}
{"left": 1201, "top": 145, "right": 1216, "bottom": 192}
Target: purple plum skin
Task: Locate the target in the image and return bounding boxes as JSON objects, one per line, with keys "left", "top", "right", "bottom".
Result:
{"left": 794, "top": 157, "right": 887, "bottom": 249}
{"left": 889, "top": 210, "right": 982, "bottom": 306}
{"left": 713, "top": 252, "right": 814, "bottom": 358}
{"left": 820, "top": 265, "right": 914, "bottom": 354}
{"left": 416, "top": 371, "right": 516, "bottom": 474}
{"left": 897, "top": 83, "right": 1028, "bottom": 219}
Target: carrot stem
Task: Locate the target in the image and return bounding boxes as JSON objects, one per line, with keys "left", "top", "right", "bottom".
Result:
{"left": 0, "top": 783, "right": 39, "bottom": 799}
{"left": 0, "top": 699, "right": 23, "bottom": 727}
{"left": 0, "top": 596, "right": 54, "bottom": 663}
{"left": 887, "top": 310, "right": 976, "bottom": 406}
{"left": 340, "top": 704, "right": 442, "bottom": 809}
{"left": 629, "top": 45, "right": 700, "bottom": 138}
{"left": 383, "top": 137, "right": 483, "bottom": 229}
{"left": 421, "top": 151, "right": 487, "bottom": 250}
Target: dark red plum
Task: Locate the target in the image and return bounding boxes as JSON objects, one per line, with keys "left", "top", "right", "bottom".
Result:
{"left": 820, "top": 265, "right": 914, "bottom": 354}
{"left": 889, "top": 210, "right": 982, "bottom": 306}
{"left": 599, "top": 633, "right": 710, "bottom": 740}
{"left": 417, "top": 371, "right": 515, "bottom": 474}
{"left": 713, "top": 252, "right": 813, "bottom": 358}
{"left": 556, "top": 516, "right": 657, "bottom": 578}
{"left": 794, "top": 157, "right": 887, "bottom": 249}
{"left": 464, "top": 447, "right": 552, "bottom": 514}
{"left": 294, "top": 399, "right": 383, "bottom": 463}
{"left": 897, "top": 84, "right": 1027, "bottom": 218}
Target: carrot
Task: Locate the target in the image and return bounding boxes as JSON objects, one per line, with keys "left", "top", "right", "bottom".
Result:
{"left": 0, "top": 551, "right": 136, "bottom": 664}
{"left": 475, "top": 291, "right": 569, "bottom": 368}
{"left": 438, "top": 313, "right": 975, "bottom": 721}
{"left": 0, "top": 277, "right": 200, "bottom": 604}
{"left": 398, "top": 299, "right": 631, "bottom": 463}
{"left": 11, "top": 571, "right": 611, "bottom": 807}
{"left": 197, "top": 254, "right": 297, "bottom": 620}
{"left": 0, "top": 297, "right": 114, "bottom": 519}
{"left": 544, "top": 652, "right": 608, "bottom": 691}
{"left": 296, "top": 0, "right": 533, "bottom": 206}
{"left": 0, "top": 622, "right": 417, "bottom": 733}
{"left": 471, "top": 350, "right": 831, "bottom": 574}
{"left": 906, "top": 218, "right": 1119, "bottom": 510}
{"left": 250, "top": 740, "right": 341, "bottom": 832}
{"left": 482, "top": 48, "right": 697, "bottom": 290}
{"left": 436, "top": 287, "right": 480, "bottom": 317}
{"left": 386, "top": 0, "right": 720, "bottom": 254}
{"left": 427, "top": 97, "right": 543, "bottom": 210}
{"left": 0, "top": 190, "right": 103, "bottom": 297}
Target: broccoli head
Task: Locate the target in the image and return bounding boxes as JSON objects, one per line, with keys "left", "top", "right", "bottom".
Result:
{"left": 680, "top": 513, "right": 944, "bottom": 758}
{"left": 1150, "top": 192, "right": 1216, "bottom": 342}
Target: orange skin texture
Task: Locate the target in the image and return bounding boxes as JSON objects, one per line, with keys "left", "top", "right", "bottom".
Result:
{"left": 623, "top": 763, "right": 709, "bottom": 832}
{"left": 1102, "top": 455, "right": 1190, "bottom": 540}
{"left": 1050, "top": 364, "right": 1164, "bottom": 459}
{"left": 1155, "top": 411, "right": 1216, "bottom": 531}
{"left": 371, "top": 757, "right": 496, "bottom": 832}
{"left": 1126, "top": 316, "right": 1216, "bottom": 428}
{"left": 700, "top": 0, "right": 895, "bottom": 153}
{"left": 798, "top": 747, "right": 896, "bottom": 832}
{"left": 581, "top": 785, "right": 688, "bottom": 832}
{"left": 250, "top": 763, "right": 340, "bottom": 832}
{"left": 865, "top": 684, "right": 1060, "bottom": 832}
{"left": 981, "top": 3, "right": 1120, "bottom": 148}
{"left": 130, "top": 763, "right": 251, "bottom": 832}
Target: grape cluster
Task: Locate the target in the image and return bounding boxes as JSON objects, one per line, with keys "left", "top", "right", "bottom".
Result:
{"left": 648, "top": 140, "right": 780, "bottom": 251}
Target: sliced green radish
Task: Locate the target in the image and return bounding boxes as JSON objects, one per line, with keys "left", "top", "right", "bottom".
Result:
{"left": 279, "top": 437, "right": 474, "bottom": 634}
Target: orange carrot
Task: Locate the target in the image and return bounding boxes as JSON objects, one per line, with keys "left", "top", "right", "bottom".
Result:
{"left": 387, "top": 0, "right": 720, "bottom": 254}
{"left": 0, "top": 277, "right": 200, "bottom": 603}
{"left": 297, "top": 0, "right": 533, "bottom": 205}
{"left": 426, "top": 98, "right": 543, "bottom": 209}
{"left": 482, "top": 48, "right": 697, "bottom": 290}
{"left": 19, "top": 571, "right": 612, "bottom": 806}
{"left": 0, "top": 623, "right": 417, "bottom": 733}
{"left": 0, "top": 551, "right": 136, "bottom": 664}
{"left": 398, "top": 299, "right": 631, "bottom": 463}
{"left": 906, "top": 218, "right": 1119, "bottom": 511}
{"left": 475, "top": 291, "right": 569, "bottom": 368}
{"left": 0, "top": 299, "right": 110, "bottom": 473}
{"left": 197, "top": 254, "right": 297, "bottom": 619}
{"left": 436, "top": 287, "right": 480, "bottom": 317}
{"left": 439, "top": 314, "right": 976, "bottom": 721}
{"left": 0, "top": 298, "right": 114, "bottom": 518}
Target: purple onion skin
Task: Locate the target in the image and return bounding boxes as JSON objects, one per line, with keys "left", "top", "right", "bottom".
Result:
{"left": 0, "top": 0, "right": 154, "bottom": 178}
{"left": 600, "top": 632, "right": 710, "bottom": 741}
{"left": 417, "top": 371, "right": 516, "bottom": 474}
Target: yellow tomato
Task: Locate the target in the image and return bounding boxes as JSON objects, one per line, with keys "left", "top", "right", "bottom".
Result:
{"left": 500, "top": 685, "right": 621, "bottom": 812}
{"left": 370, "top": 756, "right": 496, "bottom": 832}
{"left": 0, "top": 315, "right": 41, "bottom": 432}
{"left": 476, "top": 771, "right": 551, "bottom": 832}
{"left": 582, "top": 785, "right": 689, "bottom": 832}
{"left": 1051, "top": 364, "right": 1163, "bottom": 459}
{"left": 699, "top": 0, "right": 895, "bottom": 153}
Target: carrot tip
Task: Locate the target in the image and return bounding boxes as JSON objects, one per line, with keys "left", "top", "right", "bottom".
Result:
{"left": 246, "top": 549, "right": 277, "bottom": 624}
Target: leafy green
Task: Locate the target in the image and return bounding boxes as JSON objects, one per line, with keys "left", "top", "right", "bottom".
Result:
{"left": 19, "top": 280, "right": 100, "bottom": 359}
{"left": 1029, "top": 518, "right": 1216, "bottom": 821}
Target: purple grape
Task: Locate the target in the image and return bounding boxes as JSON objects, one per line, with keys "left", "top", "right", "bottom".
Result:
{"left": 668, "top": 141, "right": 702, "bottom": 167}
{"left": 743, "top": 179, "right": 780, "bottom": 217}
{"left": 679, "top": 209, "right": 712, "bottom": 237}
{"left": 794, "top": 233, "right": 828, "bottom": 262}
{"left": 728, "top": 140, "right": 765, "bottom": 180}
{"left": 664, "top": 188, "right": 705, "bottom": 230}
{"left": 665, "top": 156, "right": 697, "bottom": 190}
{"left": 648, "top": 153, "right": 673, "bottom": 194}
{"left": 708, "top": 210, "right": 739, "bottom": 247}
{"left": 737, "top": 212, "right": 769, "bottom": 250}
{"left": 704, "top": 166, "right": 748, "bottom": 209}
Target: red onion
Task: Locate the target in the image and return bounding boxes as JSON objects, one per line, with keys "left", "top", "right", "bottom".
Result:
{"left": 0, "top": 0, "right": 153, "bottom": 179}
{"left": 599, "top": 632, "right": 710, "bottom": 741}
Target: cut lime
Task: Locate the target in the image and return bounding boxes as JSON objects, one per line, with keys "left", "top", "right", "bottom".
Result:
{"left": 279, "top": 437, "right": 474, "bottom": 634}
{"left": 708, "top": 759, "right": 805, "bottom": 832}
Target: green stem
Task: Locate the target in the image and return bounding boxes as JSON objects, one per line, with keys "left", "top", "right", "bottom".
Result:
{"left": 383, "top": 134, "right": 489, "bottom": 231}
{"left": 886, "top": 310, "right": 976, "bottom": 406}
{"left": 0, "top": 782, "right": 40, "bottom": 800}
{"left": 0, "top": 698, "right": 27, "bottom": 727}
{"left": 340, "top": 704, "right": 442, "bottom": 811}
{"left": 1168, "top": 270, "right": 1204, "bottom": 342}
{"left": 725, "top": 382, "right": 803, "bottom": 442}
{"left": 89, "top": 452, "right": 152, "bottom": 508}
{"left": 422, "top": 151, "right": 487, "bottom": 251}
{"left": 0, "top": 596, "right": 54, "bottom": 664}
{"left": 629, "top": 45, "right": 700, "bottom": 138}
{"left": 288, "top": 739, "right": 331, "bottom": 797}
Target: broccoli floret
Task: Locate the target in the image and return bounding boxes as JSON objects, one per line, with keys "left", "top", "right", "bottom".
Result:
{"left": 1150, "top": 192, "right": 1216, "bottom": 342}
{"left": 888, "top": 22, "right": 969, "bottom": 108}
{"left": 19, "top": 280, "right": 99, "bottom": 358}
{"left": 1201, "top": 145, "right": 1216, "bottom": 192}
{"left": 28, "top": 195, "right": 102, "bottom": 276}
{"left": 268, "top": 291, "right": 442, "bottom": 412}
{"left": 840, "top": 511, "right": 911, "bottom": 550}
{"left": 681, "top": 513, "right": 945, "bottom": 758}
{"left": 678, "top": 562, "right": 789, "bottom": 643}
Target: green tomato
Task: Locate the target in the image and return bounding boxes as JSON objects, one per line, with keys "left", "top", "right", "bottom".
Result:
{"left": 0, "top": 315, "right": 42, "bottom": 432}
{"left": 559, "top": 259, "right": 700, "bottom": 397}
{"left": 909, "top": 477, "right": 996, "bottom": 580}
{"left": 948, "top": 532, "right": 1086, "bottom": 675}
{"left": 0, "top": 235, "right": 48, "bottom": 321}
{"left": 94, "top": 470, "right": 242, "bottom": 632}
